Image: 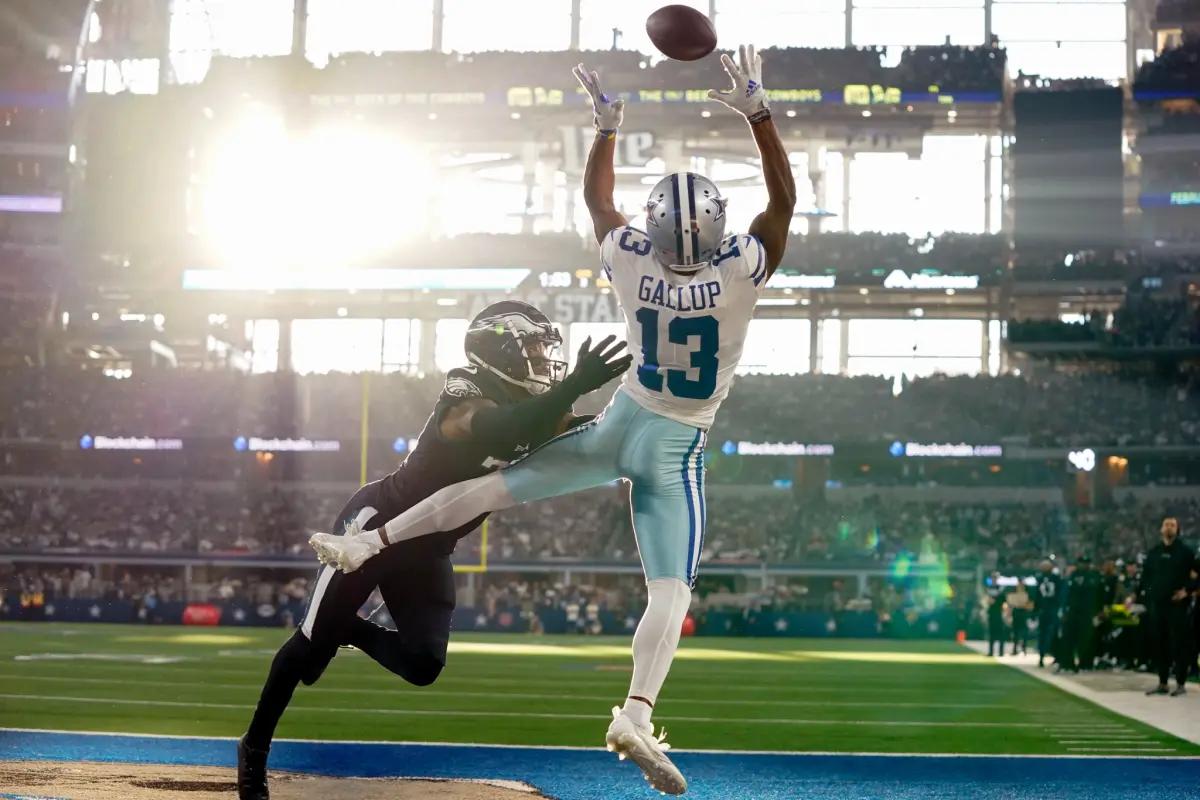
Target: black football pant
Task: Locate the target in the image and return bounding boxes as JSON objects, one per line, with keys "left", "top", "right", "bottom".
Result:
{"left": 987, "top": 617, "right": 1006, "bottom": 656}
{"left": 244, "top": 481, "right": 456, "bottom": 750}
{"left": 1011, "top": 611, "right": 1028, "bottom": 654}
{"left": 1037, "top": 612, "right": 1059, "bottom": 664}
{"left": 1147, "top": 603, "right": 1192, "bottom": 687}
{"left": 1060, "top": 614, "right": 1095, "bottom": 670}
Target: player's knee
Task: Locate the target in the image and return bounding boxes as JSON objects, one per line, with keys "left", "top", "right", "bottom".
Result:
{"left": 406, "top": 652, "right": 445, "bottom": 687}
{"left": 280, "top": 631, "right": 337, "bottom": 686}
{"left": 646, "top": 577, "right": 692, "bottom": 618}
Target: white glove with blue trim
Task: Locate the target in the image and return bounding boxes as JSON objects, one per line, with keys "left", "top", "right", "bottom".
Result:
{"left": 708, "top": 44, "right": 770, "bottom": 123}
{"left": 572, "top": 63, "right": 625, "bottom": 134}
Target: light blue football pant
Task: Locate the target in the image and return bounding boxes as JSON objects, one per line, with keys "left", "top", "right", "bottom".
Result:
{"left": 377, "top": 389, "right": 708, "bottom": 587}
{"left": 502, "top": 389, "right": 708, "bottom": 586}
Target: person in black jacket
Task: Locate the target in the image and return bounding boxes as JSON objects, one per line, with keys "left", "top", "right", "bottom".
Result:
{"left": 1034, "top": 559, "right": 1064, "bottom": 668}
{"left": 985, "top": 572, "right": 1008, "bottom": 657}
{"left": 1141, "top": 516, "right": 1197, "bottom": 696}
{"left": 1062, "top": 555, "right": 1103, "bottom": 671}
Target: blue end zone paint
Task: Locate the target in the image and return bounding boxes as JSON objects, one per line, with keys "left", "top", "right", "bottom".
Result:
{"left": 2, "top": 730, "right": 1200, "bottom": 800}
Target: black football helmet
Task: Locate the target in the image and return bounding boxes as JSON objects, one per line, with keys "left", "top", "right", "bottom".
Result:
{"left": 464, "top": 301, "right": 566, "bottom": 395}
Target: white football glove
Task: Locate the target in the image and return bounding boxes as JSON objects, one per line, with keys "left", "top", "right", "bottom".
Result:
{"left": 572, "top": 63, "right": 624, "bottom": 133}
{"left": 708, "top": 44, "right": 770, "bottom": 122}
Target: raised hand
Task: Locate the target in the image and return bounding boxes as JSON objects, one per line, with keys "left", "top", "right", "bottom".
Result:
{"left": 708, "top": 44, "right": 770, "bottom": 122}
{"left": 573, "top": 63, "right": 625, "bottom": 133}
{"left": 563, "top": 335, "right": 632, "bottom": 396}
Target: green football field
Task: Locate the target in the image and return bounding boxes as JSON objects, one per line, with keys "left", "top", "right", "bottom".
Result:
{"left": 0, "top": 622, "right": 1195, "bottom": 756}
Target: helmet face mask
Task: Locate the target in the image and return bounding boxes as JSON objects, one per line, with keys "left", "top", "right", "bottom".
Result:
{"left": 509, "top": 328, "right": 567, "bottom": 394}
{"left": 465, "top": 302, "right": 567, "bottom": 395}
{"left": 645, "top": 172, "right": 727, "bottom": 273}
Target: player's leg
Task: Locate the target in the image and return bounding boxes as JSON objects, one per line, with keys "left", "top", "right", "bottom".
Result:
{"left": 346, "top": 545, "right": 456, "bottom": 687}
{"left": 604, "top": 414, "right": 705, "bottom": 796}
{"left": 1168, "top": 604, "right": 1190, "bottom": 692}
{"left": 621, "top": 425, "right": 704, "bottom": 724}
{"left": 239, "top": 490, "right": 383, "bottom": 799}
{"left": 239, "top": 568, "right": 363, "bottom": 799}
{"left": 313, "top": 395, "right": 640, "bottom": 571}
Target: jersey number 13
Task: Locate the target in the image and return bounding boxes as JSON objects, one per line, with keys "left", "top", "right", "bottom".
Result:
{"left": 634, "top": 308, "right": 719, "bottom": 400}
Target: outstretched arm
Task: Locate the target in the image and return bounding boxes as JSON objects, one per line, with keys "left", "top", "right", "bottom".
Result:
{"left": 573, "top": 64, "right": 627, "bottom": 244}
{"left": 746, "top": 117, "right": 796, "bottom": 279}
{"left": 709, "top": 44, "right": 796, "bottom": 278}
{"left": 308, "top": 337, "right": 632, "bottom": 571}
{"left": 441, "top": 336, "right": 631, "bottom": 455}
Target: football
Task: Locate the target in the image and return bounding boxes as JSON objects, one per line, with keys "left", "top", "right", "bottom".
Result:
{"left": 645, "top": 4, "right": 717, "bottom": 62}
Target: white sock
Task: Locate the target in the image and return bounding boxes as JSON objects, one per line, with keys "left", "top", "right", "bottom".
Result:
{"left": 622, "top": 577, "right": 691, "bottom": 729}
{"left": 375, "top": 472, "right": 515, "bottom": 546}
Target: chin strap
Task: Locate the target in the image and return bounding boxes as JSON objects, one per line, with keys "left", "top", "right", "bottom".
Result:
{"left": 467, "top": 355, "right": 549, "bottom": 396}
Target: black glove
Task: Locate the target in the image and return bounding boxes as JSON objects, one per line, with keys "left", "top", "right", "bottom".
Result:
{"left": 469, "top": 338, "right": 628, "bottom": 454}
{"left": 560, "top": 335, "right": 632, "bottom": 398}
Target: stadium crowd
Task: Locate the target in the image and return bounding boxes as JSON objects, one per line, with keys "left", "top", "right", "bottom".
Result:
{"left": 1009, "top": 293, "right": 1200, "bottom": 349}
{"left": 1135, "top": 34, "right": 1200, "bottom": 94}
{"left": 2, "top": 368, "right": 1197, "bottom": 446}
{"left": 1, "top": 479, "right": 1195, "bottom": 574}
{"left": 717, "top": 370, "right": 1200, "bottom": 446}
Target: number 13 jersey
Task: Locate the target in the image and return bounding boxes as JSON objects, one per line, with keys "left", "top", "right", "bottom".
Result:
{"left": 601, "top": 225, "right": 769, "bottom": 429}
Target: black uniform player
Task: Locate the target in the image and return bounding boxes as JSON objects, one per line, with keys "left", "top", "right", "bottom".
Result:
{"left": 236, "top": 301, "right": 631, "bottom": 800}
{"left": 985, "top": 572, "right": 1007, "bottom": 657}
{"left": 1034, "top": 559, "right": 1063, "bottom": 668}
{"left": 1061, "top": 555, "right": 1103, "bottom": 672}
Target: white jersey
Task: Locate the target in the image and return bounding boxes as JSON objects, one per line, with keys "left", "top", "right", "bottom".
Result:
{"left": 600, "top": 225, "right": 768, "bottom": 429}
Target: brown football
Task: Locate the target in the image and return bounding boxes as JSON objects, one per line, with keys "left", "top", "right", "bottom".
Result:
{"left": 646, "top": 5, "right": 717, "bottom": 62}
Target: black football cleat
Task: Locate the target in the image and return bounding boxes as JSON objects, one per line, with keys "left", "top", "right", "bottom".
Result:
{"left": 237, "top": 736, "right": 270, "bottom": 800}
{"left": 1145, "top": 684, "right": 1169, "bottom": 696}
{"left": 1170, "top": 685, "right": 1187, "bottom": 697}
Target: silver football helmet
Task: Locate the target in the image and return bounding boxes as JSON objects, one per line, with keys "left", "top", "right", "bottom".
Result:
{"left": 645, "top": 172, "right": 727, "bottom": 272}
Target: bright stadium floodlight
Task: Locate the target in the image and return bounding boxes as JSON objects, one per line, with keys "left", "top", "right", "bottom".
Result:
{"left": 201, "top": 107, "right": 294, "bottom": 270}
{"left": 203, "top": 116, "right": 432, "bottom": 270}
{"left": 295, "top": 126, "right": 432, "bottom": 264}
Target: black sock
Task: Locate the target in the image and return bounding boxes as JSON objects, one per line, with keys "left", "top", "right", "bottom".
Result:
{"left": 244, "top": 633, "right": 312, "bottom": 750}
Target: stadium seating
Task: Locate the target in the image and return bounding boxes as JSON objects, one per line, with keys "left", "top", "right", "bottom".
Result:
{"left": 2, "top": 479, "right": 1196, "bottom": 571}
{"left": 1, "top": 368, "right": 1197, "bottom": 445}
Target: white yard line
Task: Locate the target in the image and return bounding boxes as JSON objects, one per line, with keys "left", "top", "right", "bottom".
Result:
{"left": 0, "top": 672, "right": 1014, "bottom": 711}
{"left": 1, "top": 657, "right": 1007, "bottom": 695}
{"left": 1067, "top": 747, "right": 1178, "bottom": 753}
{"left": 962, "top": 641, "right": 1200, "bottom": 746}
{"left": 0, "top": 692, "right": 1112, "bottom": 729}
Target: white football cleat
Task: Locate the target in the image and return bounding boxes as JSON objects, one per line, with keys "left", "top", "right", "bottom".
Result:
{"left": 308, "top": 532, "right": 345, "bottom": 568}
{"left": 605, "top": 706, "right": 687, "bottom": 795}
{"left": 308, "top": 523, "right": 381, "bottom": 573}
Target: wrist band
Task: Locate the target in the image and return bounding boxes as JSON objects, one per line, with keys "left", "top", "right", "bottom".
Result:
{"left": 597, "top": 128, "right": 617, "bottom": 139}
{"left": 748, "top": 108, "right": 772, "bottom": 125}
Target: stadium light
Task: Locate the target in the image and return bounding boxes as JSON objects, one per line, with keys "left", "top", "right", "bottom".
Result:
{"left": 202, "top": 116, "right": 431, "bottom": 270}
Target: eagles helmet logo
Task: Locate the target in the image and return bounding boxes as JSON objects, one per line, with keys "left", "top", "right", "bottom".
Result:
{"left": 464, "top": 301, "right": 567, "bottom": 395}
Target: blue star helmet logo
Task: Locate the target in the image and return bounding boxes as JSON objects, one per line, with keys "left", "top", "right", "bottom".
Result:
{"left": 79, "top": 434, "right": 94, "bottom": 450}
{"left": 721, "top": 440, "right": 737, "bottom": 456}
{"left": 889, "top": 440, "right": 905, "bottom": 457}
{"left": 233, "top": 436, "right": 248, "bottom": 452}
{"left": 392, "top": 437, "right": 408, "bottom": 454}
